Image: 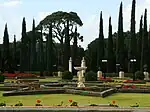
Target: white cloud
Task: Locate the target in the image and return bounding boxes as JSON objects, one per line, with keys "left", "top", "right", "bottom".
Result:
{"left": 0, "top": 0, "right": 22, "bottom": 7}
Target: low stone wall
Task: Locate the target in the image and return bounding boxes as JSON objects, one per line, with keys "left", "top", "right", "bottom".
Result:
{"left": 118, "top": 88, "right": 150, "bottom": 93}
{"left": 0, "top": 107, "right": 144, "bottom": 112}
{"left": 66, "top": 88, "right": 116, "bottom": 98}
{"left": 0, "top": 87, "right": 18, "bottom": 91}
{"left": 3, "top": 89, "right": 65, "bottom": 96}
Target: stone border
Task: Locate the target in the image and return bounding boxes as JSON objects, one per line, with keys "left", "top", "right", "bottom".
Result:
{"left": 0, "top": 107, "right": 150, "bottom": 112}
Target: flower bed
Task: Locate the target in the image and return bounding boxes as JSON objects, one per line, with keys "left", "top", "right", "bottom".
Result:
{"left": 3, "top": 73, "right": 37, "bottom": 78}
{"left": 99, "top": 77, "right": 114, "bottom": 82}
{"left": 123, "top": 80, "right": 146, "bottom": 84}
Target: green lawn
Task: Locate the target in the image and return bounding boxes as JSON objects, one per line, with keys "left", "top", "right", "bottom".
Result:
{"left": 0, "top": 92, "right": 150, "bottom": 107}
{"left": 5, "top": 77, "right": 61, "bottom": 83}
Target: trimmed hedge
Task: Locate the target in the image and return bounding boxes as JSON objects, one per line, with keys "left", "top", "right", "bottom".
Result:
{"left": 62, "top": 71, "right": 73, "bottom": 80}
{"left": 85, "top": 71, "right": 97, "bottom": 81}
{"left": 0, "top": 75, "right": 5, "bottom": 82}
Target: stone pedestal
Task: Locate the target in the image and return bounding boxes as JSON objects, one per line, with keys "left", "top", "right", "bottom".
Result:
{"left": 77, "top": 71, "right": 85, "bottom": 87}
{"left": 97, "top": 71, "right": 102, "bottom": 80}
{"left": 81, "top": 57, "right": 86, "bottom": 75}
{"left": 119, "top": 71, "right": 124, "bottom": 78}
{"left": 69, "top": 57, "right": 72, "bottom": 73}
{"left": 58, "top": 71, "right": 62, "bottom": 77}
{"left": 144, "top": 72, "right": 149, "bottom": 80}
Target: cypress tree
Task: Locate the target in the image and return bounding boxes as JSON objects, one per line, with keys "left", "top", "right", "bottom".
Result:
{"left": 72, "top": 26, "right": 78, "bottom": 73}
{"left": 137, "top": 15, "right": 143, "bottom": 71}
{"left": 64, "top": 20, "right": 71, "bottom": 70}
{"left": 39, "top": 25, "right": 44, "bottom": 76}
{"left": 30, "top": 19, "right": 37, "bottom": 71}
{"left": 107, "top": 17, "right": 114, "bottom": 73}
{"left": 116, "top": 2, "right": 125, "bottom": 70}
{"left": 142, "top": 9, "right": 148, "bottom": 70}
{"left": 137, "top": 15, "right": 143, "bottom": 70}
{"left": 97, "top": 11, "right": 104, "bottom": 70}
{"left": 129, "top": 0, "right": 136, "bottom": 72}
{"left": 47, "top": 23, "right": 53, "bottom": 73}
{"left": 13, "top": 35, "right": 17, "bottom": 70}
{"left": 20, "top": 17, "right": 27, "bottom": 72}
{"left": 2, "top": 24, "right": 10, "bottom": 72}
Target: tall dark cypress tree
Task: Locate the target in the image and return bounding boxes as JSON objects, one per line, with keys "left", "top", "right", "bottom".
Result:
{"left": 13, "top": 35, "right": 17, "bottom": 70}
{"left": 137, "top": 15, "right": 143, "bottom": 71}
{"left": 2, "top": 24, "right": 10, "bottom": 72}
{"left": 142, "top": 9, "right": 148, "bottom": 70}
{"left": 39, "top": 25, "right": 44, "bottom": 76}
{"left": 129, "top": 0, "right": 136, "bottom": 72}
{"left": 47, "top": 23, "right": 53, "bottom": 73}
{"left": 97, "top": 11, "right": 104, "bottom": 70}
{"left": 30, "top": 19, "right": 37, "bottom": 71}
{"left": 72, "top": 26, "right": 78, "bottom": 73}
{"left": 148, "top": 24, "right": 150, "bottom": 71}
{"left": 20, "top": 17, "right": 27, "bottom": 72}
{"left": 107, "top": 17, "right": 114, "bottom": 73}
{"left": 116, "top": 2, "right": 125, "bottom": 70}
{"left": 64, "top": 20, "right": 71, "bottom": 70}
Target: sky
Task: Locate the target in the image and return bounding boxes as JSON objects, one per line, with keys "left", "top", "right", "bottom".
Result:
{"left": 0, "top": 0, "right": 149, "bottom": 49}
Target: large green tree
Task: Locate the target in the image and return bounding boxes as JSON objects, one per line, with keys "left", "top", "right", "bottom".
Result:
{"left": 116, "top": 2, "right": 125, "bottom": 70}
{"left": 97, "top": 11, "right": 104, "bottom": 70}
{"left": 37, "top": 11, "right": 83, "bottom": 66}
{"left": 107, "top": 17, "right": 115, "bottom": 73}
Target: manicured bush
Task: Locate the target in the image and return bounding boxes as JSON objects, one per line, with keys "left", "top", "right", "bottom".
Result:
{"left": 85, "top": 71, "right": 97, "bottom": 81}
{"left": 70, "top": 101, "right": 78, "bottom": 106}
{"left": 135, "top": 71, "right": 144, "bottom": 80}
{"left": 15, "top": 101, "right": 23, "bottom": 106}
{"left": 0, "top": 102, "right": 6, "bottom": 106}
{"left": 62, "top": 71, "right": 73, "bottom": 80}
{"left": 0, "top": 75, "right": 5, "bottom": 82}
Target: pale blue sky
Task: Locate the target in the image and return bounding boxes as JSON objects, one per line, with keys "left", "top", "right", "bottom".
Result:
{"left": 0, "top": 0, "right": 149, "bottom": 49}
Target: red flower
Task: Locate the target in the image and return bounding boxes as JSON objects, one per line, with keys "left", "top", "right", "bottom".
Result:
{"left": 68, "top": 100, "right": 72, "bottom": 103}
{"left": 112, "top": 100, "right": 116, "bottom": 104}
{"left": 131, "top": 85, "right": 136, "bottom": 88}
{"left": 36, "top": 100, "right": 41, "bottom": 103}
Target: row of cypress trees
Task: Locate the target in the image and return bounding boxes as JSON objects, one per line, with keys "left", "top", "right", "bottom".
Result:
{"left": 95, "top": 0, "right": 150, "bottom": 73}
{"left": 1, "top": 17, "right": 78, "bottom": 75}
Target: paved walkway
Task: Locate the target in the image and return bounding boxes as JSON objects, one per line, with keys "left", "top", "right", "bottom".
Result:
{"left": 0, "top": 107, "right": 150, "bottom": 112}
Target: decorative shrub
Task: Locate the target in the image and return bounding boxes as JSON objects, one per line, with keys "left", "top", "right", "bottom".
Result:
{"left": 135, "top": 71, "right": 144, "bottom": 80}
{"left": 0, "top": 75, "right": 5, "bottom": 82}
{"left": 62, "top": 71, "right": 73, "bottom": 80}
{"left": 85, "top": 71, "right": 97, "bottom": 81}
{"left": 70, "top": 101, "right": 78, "bottom": 106}
{"left": 0, "top": 102, "right": 6, "bottom": 106}
{"left": 15, "top": 101, "right": 23, "bottom": 106}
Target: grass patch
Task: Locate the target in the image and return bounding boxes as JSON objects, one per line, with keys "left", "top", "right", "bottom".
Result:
{"left": 0, "top": 92, "right": 150, "bottom": 107}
